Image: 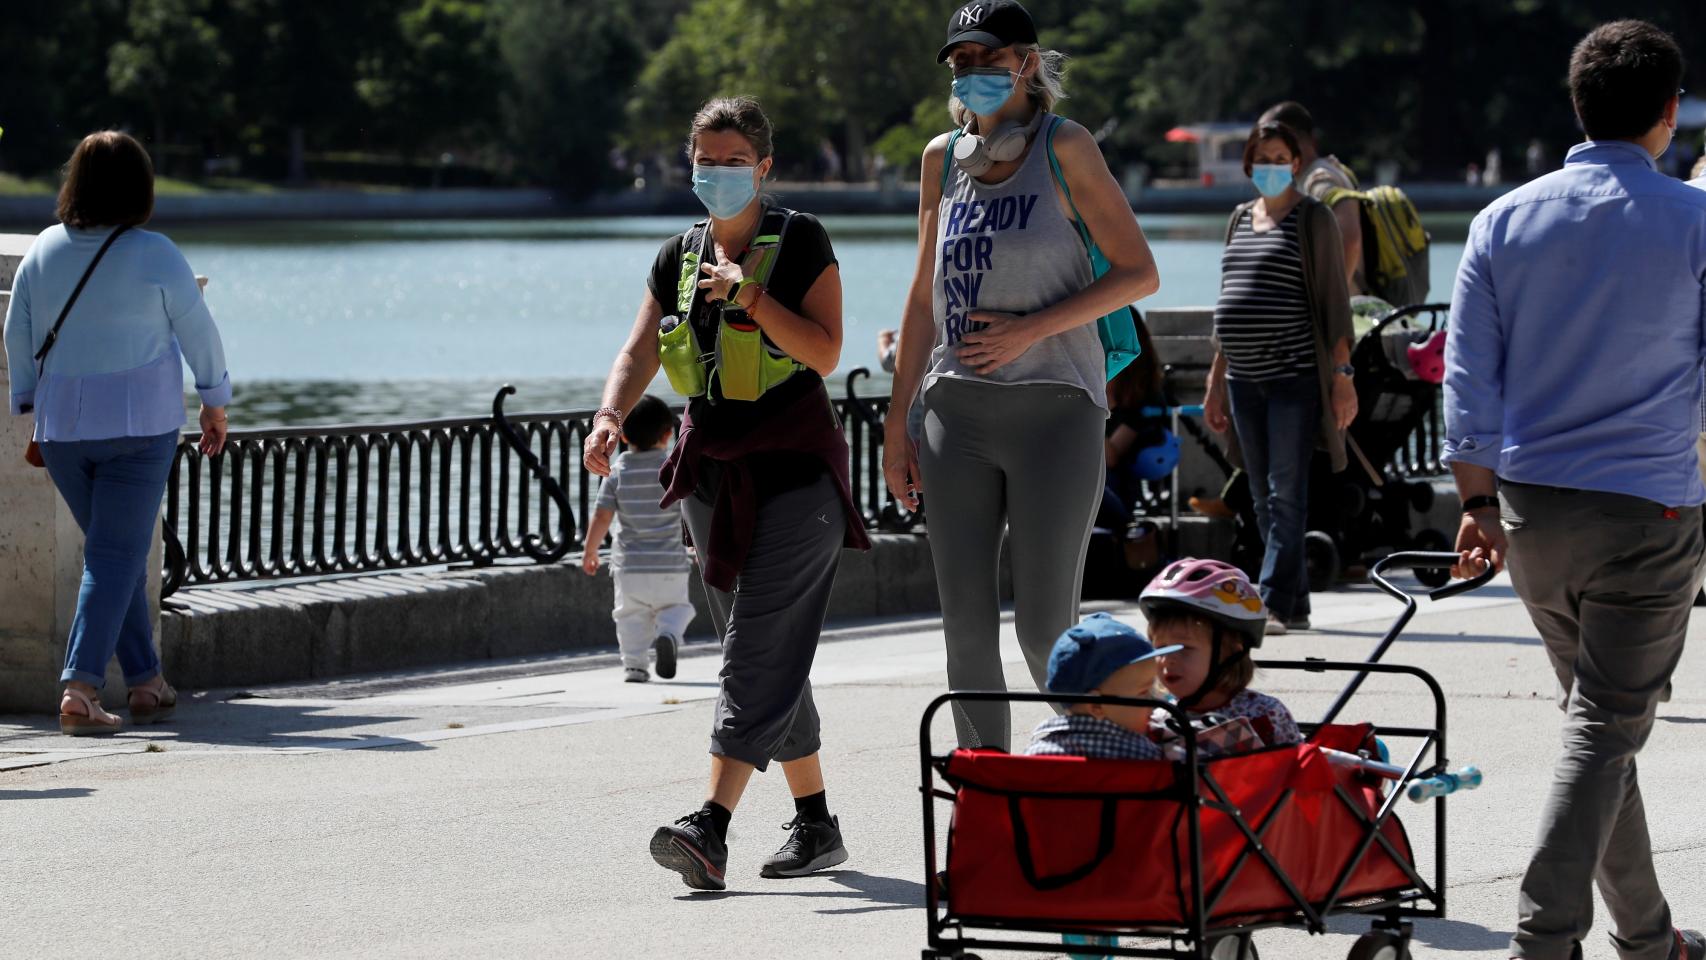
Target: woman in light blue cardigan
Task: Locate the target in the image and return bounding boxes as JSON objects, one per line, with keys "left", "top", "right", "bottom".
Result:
{"left": 3, "top": 131, "right": 232, "bottom": 735}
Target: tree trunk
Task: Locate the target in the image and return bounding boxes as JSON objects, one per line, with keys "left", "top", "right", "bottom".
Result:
{"left": 844, "top": 116, "right": 866, "bottom": 183}
{"left": 288, "top": 125, "right": 307, "bottom": 185}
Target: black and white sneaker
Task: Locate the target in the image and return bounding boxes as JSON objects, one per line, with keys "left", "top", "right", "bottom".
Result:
{"left": 653, "top": 634, "right": 679, "bottom": 680}
{"left": 650, "top": 810, "right": 728, "bottom": 891}
{"left": 760, "top": 814, "right": 848, "bottom": 878}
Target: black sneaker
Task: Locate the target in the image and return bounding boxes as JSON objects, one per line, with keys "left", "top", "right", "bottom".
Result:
{"left": 650, "top": 810, "right": 728, "bottom": 891}
{"left": 654, "top": 634, "right": 679, "bottom": 680}
{"left": 1287, "top": 614, "right": 1312, "bottom": 631}
{"left": 1675, "top": 929, "right": 1705, "bottom": 960}
{"left": 760, "top": 814, "right": 848, "bottom": 878}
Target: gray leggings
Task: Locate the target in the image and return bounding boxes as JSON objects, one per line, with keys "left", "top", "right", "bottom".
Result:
{"left": 920, "top": 378, "right": 1106, "bottom": 750}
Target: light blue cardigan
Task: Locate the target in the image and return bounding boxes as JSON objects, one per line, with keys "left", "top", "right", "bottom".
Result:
{"left": 4, "top": 224, "right": 231, "bottom": 441}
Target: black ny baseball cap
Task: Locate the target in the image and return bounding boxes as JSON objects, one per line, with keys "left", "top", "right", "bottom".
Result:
{"left": 938, "top": 0, "right": 1038, "bottom": 62}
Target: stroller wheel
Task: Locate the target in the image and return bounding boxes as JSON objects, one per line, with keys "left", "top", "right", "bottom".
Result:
{"left": 1347, "top": 930, "right": 1407, "bottom": 960}
{"left": 1304, "top": 530, "right": 1341, "bottom": 593}
{"left": 1208, "top": 933, "right": 1257, "bottom": 960}
{"left": 1407, "top": 481, "right": 1436, "bottom": 513}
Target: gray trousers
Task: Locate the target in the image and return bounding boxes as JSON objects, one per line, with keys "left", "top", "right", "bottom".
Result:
{"left": 682, "top": 471, "right": 844, "bottom": 772}
{"left": 1502, "top": 483, "right": 1705, "bottom": 960}
{"left": 920, "top": 378, "right": 1106, "bottom": 751}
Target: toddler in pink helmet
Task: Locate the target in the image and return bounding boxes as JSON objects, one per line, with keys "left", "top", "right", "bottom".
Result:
{"left": 1140, "top": 558, "right": 1301, "bottom": 756}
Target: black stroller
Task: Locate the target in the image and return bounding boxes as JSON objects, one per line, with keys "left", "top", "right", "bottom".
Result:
{"left": 1300, "top": 303, "right": 1453, "bottom": 590}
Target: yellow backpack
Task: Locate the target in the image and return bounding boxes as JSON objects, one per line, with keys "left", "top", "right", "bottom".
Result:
{"left": 657, "top": 208, "right": 805, "bottom": 402}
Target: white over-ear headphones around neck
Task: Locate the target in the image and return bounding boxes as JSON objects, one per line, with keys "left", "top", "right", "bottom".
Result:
{"left": 953, "top": 109, "right": 1045, "bottom": 176}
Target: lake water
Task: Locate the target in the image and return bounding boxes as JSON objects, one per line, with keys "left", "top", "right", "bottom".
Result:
{"left": 159, "top": 213, "right": 1470, "bottom": 428}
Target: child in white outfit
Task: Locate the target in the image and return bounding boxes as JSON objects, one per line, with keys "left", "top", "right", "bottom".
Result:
{"left": 582, "top": 396, "right": 695, "bottom": 683}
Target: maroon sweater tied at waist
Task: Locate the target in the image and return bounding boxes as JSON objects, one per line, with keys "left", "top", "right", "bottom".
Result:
{"left": 658, "top": 384, "right": 871, "bottom": 592}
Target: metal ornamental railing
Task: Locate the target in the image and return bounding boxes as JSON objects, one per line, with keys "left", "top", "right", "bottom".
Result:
{"left": 163, "top": 378, "right": 903, "bottom": 598}
{"left": 160, "top": 373, "right": 1446, "bottom": 598}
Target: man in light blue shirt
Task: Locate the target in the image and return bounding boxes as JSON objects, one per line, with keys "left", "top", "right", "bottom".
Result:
{"left": 1445, "top": 20, "right": 1706, "bottom": 960}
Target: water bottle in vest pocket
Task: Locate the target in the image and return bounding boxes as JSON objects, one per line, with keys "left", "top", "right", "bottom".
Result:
{"left": 715, "top": 316, "right": 766, "bottom": 401}
{"left": 658, "top": 315, "right": 708, "bottom": 398}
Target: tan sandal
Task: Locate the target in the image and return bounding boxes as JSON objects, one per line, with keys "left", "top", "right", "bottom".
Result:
{"left": 59, "top": 688, "right": 123, "bottom": 737}
{"left": 128, "top": 678, "right": 177, "bottom": 725}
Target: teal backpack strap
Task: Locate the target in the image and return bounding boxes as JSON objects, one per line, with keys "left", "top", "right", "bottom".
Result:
{"left": 940, "top": 129, "right": 964, "bottom": 195}
{"left": 1046, "top": 116, "right": 1096, "bottom": 255}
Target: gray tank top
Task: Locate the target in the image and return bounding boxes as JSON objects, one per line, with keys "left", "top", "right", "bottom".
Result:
{"left": 928, "top": 114, "right": 1107, "bottom": 409}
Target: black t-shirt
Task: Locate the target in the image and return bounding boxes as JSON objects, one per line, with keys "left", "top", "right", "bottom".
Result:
{"left": 645, "top": 206, "right": 839, "bottom": 493}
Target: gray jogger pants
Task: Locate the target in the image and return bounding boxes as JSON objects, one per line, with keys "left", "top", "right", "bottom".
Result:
{"left": 1502, "top": 482, "right": 1706, "bottom": 960}
{"left": 682, "top": 470, "right": 845, "bottom": 772}
{"left": 920, "top": 378, "right": 1106, "bottom": 751}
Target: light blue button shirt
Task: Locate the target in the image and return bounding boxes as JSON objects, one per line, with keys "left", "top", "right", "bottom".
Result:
{"left": 4, "top": 225, "right": 231, "bottom": 441}
{"left": 1443, "top": 141, "right": 1706, "bottom": 506}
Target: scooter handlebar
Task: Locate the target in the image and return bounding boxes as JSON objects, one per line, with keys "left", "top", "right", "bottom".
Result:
{"left": 1406, "top": 765, "right": 1484, "bottom": 803}
{"left": 1370, "top": 550, "right": 1495, "bottom": 602}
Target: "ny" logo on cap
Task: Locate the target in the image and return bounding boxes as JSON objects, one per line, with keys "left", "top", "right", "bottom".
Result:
{"left": 960, "top": 4, "right": 985, "bottom": 26}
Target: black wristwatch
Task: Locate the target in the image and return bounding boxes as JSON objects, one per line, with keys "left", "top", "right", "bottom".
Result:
{"left": 1461, "top": 494, "right": 1500, "bottom": 513}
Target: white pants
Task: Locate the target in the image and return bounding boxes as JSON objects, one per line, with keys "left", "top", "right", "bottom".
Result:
{"left": 612, "top": 570, "right": 695, "bottom": 670}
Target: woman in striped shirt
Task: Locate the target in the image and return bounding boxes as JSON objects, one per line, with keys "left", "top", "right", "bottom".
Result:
{"left": 1202, "top": 121, "right": 1356, "bottom": 635}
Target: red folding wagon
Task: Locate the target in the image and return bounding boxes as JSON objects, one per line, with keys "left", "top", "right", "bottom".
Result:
{"left": 919, "top": 553, "right": 1492, "bottom": 960}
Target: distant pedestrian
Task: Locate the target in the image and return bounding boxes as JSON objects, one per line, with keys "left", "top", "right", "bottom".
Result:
{"left": 884, "top": 0, "right": 1160, "bottom": 751}
{"left": 3, "top": 131, "right": 231, "bottom": 735}
{"left": 585, "top": 96, "right": 867, "bottom": 891}
{"left": 1526, "top": 138, "right": 1548, "bottom": 177}
{"left": 1445, "top": 20, "right": 1706, "bottom": 960}
{"left": 1202, "top": 119, "right": 1355, "bottom": 636}
{"left": 1259, "top": 101, "right": 1364, "bottom": 295}
{"left": 581, "top": 395, "right": 694, "bottom": 684}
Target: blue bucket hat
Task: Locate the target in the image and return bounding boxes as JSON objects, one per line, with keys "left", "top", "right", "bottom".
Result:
{"left": 1046, "top": 613, "right": 1183, "bottom": 695}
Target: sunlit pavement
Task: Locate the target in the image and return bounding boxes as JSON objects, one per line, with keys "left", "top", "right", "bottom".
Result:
{"left": 4, "top": 574, "right": 1703, "bottom": 959}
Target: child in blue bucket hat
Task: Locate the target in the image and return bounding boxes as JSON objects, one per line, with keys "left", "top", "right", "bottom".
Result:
{"left": 1023, "top": 613, "right": 1183, "bottom": 761}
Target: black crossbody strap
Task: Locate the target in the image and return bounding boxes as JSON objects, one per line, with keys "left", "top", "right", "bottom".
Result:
{"left": 33, "top": 225, "right": 131, "bottom": 372}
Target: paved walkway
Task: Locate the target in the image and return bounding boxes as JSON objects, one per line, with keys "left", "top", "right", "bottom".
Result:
{"left": 4, "top": 575, "right": 1704, "bottom": 959}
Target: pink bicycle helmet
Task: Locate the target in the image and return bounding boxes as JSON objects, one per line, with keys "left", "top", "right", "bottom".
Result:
{"left": 1139, "top": 558, "right": 1267, "bottom": 648}
{"left": 1406, "top": 330, "right": 1447, "bottom": 385}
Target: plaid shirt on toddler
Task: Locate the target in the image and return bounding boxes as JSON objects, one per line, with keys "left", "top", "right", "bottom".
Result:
{"left": 1024, "top": 714, "right": 1164, "bottom": 761}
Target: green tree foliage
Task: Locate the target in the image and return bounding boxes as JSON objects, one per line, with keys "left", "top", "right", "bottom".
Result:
{"left": 625, "top": 0, "right": 937, "bottom": 179}
{"left": 107, "top": 0, "right": 230, "bottom": 153}
{"left": 3, "top": 0, "right": 1705, "bottom": 187}
{"left": 357, "top": 1, "right": 504, "bottom": 159}
{"left": 493, "top": 0, "right": 648, "bottom": 194}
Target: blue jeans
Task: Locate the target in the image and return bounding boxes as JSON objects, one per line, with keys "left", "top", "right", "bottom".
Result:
{"left": 1227, "top": 374, "right": 1319, "bottom": 620}
{"left": 38, "top": 431, "right": 178, "bottom": 688}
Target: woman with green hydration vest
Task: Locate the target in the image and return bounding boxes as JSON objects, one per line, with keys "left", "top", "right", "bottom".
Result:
{"left": 584, "top": 97, "right": 869, "bottom": 893}
{"left": 883, "top": 0, "right": 1161, "bottom": 752}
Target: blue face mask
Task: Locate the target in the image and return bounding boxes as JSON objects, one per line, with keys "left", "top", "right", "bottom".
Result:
{"left": 692, "top": 164, "right": 758, "bottom": 220}
{"left": 1251, "top": 163, "right": 1295, "bottom": 198}
{"left": 952, "top": 67, "right": 1016, "bottom": 116}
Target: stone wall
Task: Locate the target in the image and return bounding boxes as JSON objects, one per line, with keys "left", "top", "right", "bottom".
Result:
{"left": 156, "top": 534, "right": 1002, "bottom": 691}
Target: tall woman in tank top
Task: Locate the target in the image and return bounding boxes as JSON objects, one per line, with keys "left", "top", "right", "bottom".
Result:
{"left": 883, "top": 0, "right": 1160, "bottom": 751}
{"left": 1202, "top": 121, "right": 1356, "bottom": 635}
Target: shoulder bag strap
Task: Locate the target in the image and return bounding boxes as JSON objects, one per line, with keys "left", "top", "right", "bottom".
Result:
{"left": 33, "top": 225, "right": 130, "bottom": 374}
{"left": 1045, "top": 116, "right": 1097, "bottom": 257}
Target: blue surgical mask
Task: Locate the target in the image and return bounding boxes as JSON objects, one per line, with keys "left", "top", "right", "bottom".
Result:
{"left": 952, "top": 67, "right": 1016, "bottom": 116}
{"left": 692, "top": 164, "right": 758, "bottom": 220}
{"left": 1251, "top": 163, "right": 1295, "bottom": 198}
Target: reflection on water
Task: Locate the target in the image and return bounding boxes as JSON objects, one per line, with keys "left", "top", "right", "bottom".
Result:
{"left": 108, "top": 213, "right": 1467, "bottom": 429}
{"left": 205, "top": 371, "right": 897, "bottom": 430}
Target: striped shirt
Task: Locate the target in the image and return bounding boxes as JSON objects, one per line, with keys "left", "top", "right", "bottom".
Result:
{"left": 594, "top": 449, "right": 690, "bottom": 574}
{"left": 1214, "top": 207, "right": 1316, "bottom": 382}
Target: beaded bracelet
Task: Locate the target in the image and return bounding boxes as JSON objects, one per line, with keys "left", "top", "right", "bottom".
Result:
{"left": 593, "top": 406, "right": 624, "bottom": 429}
